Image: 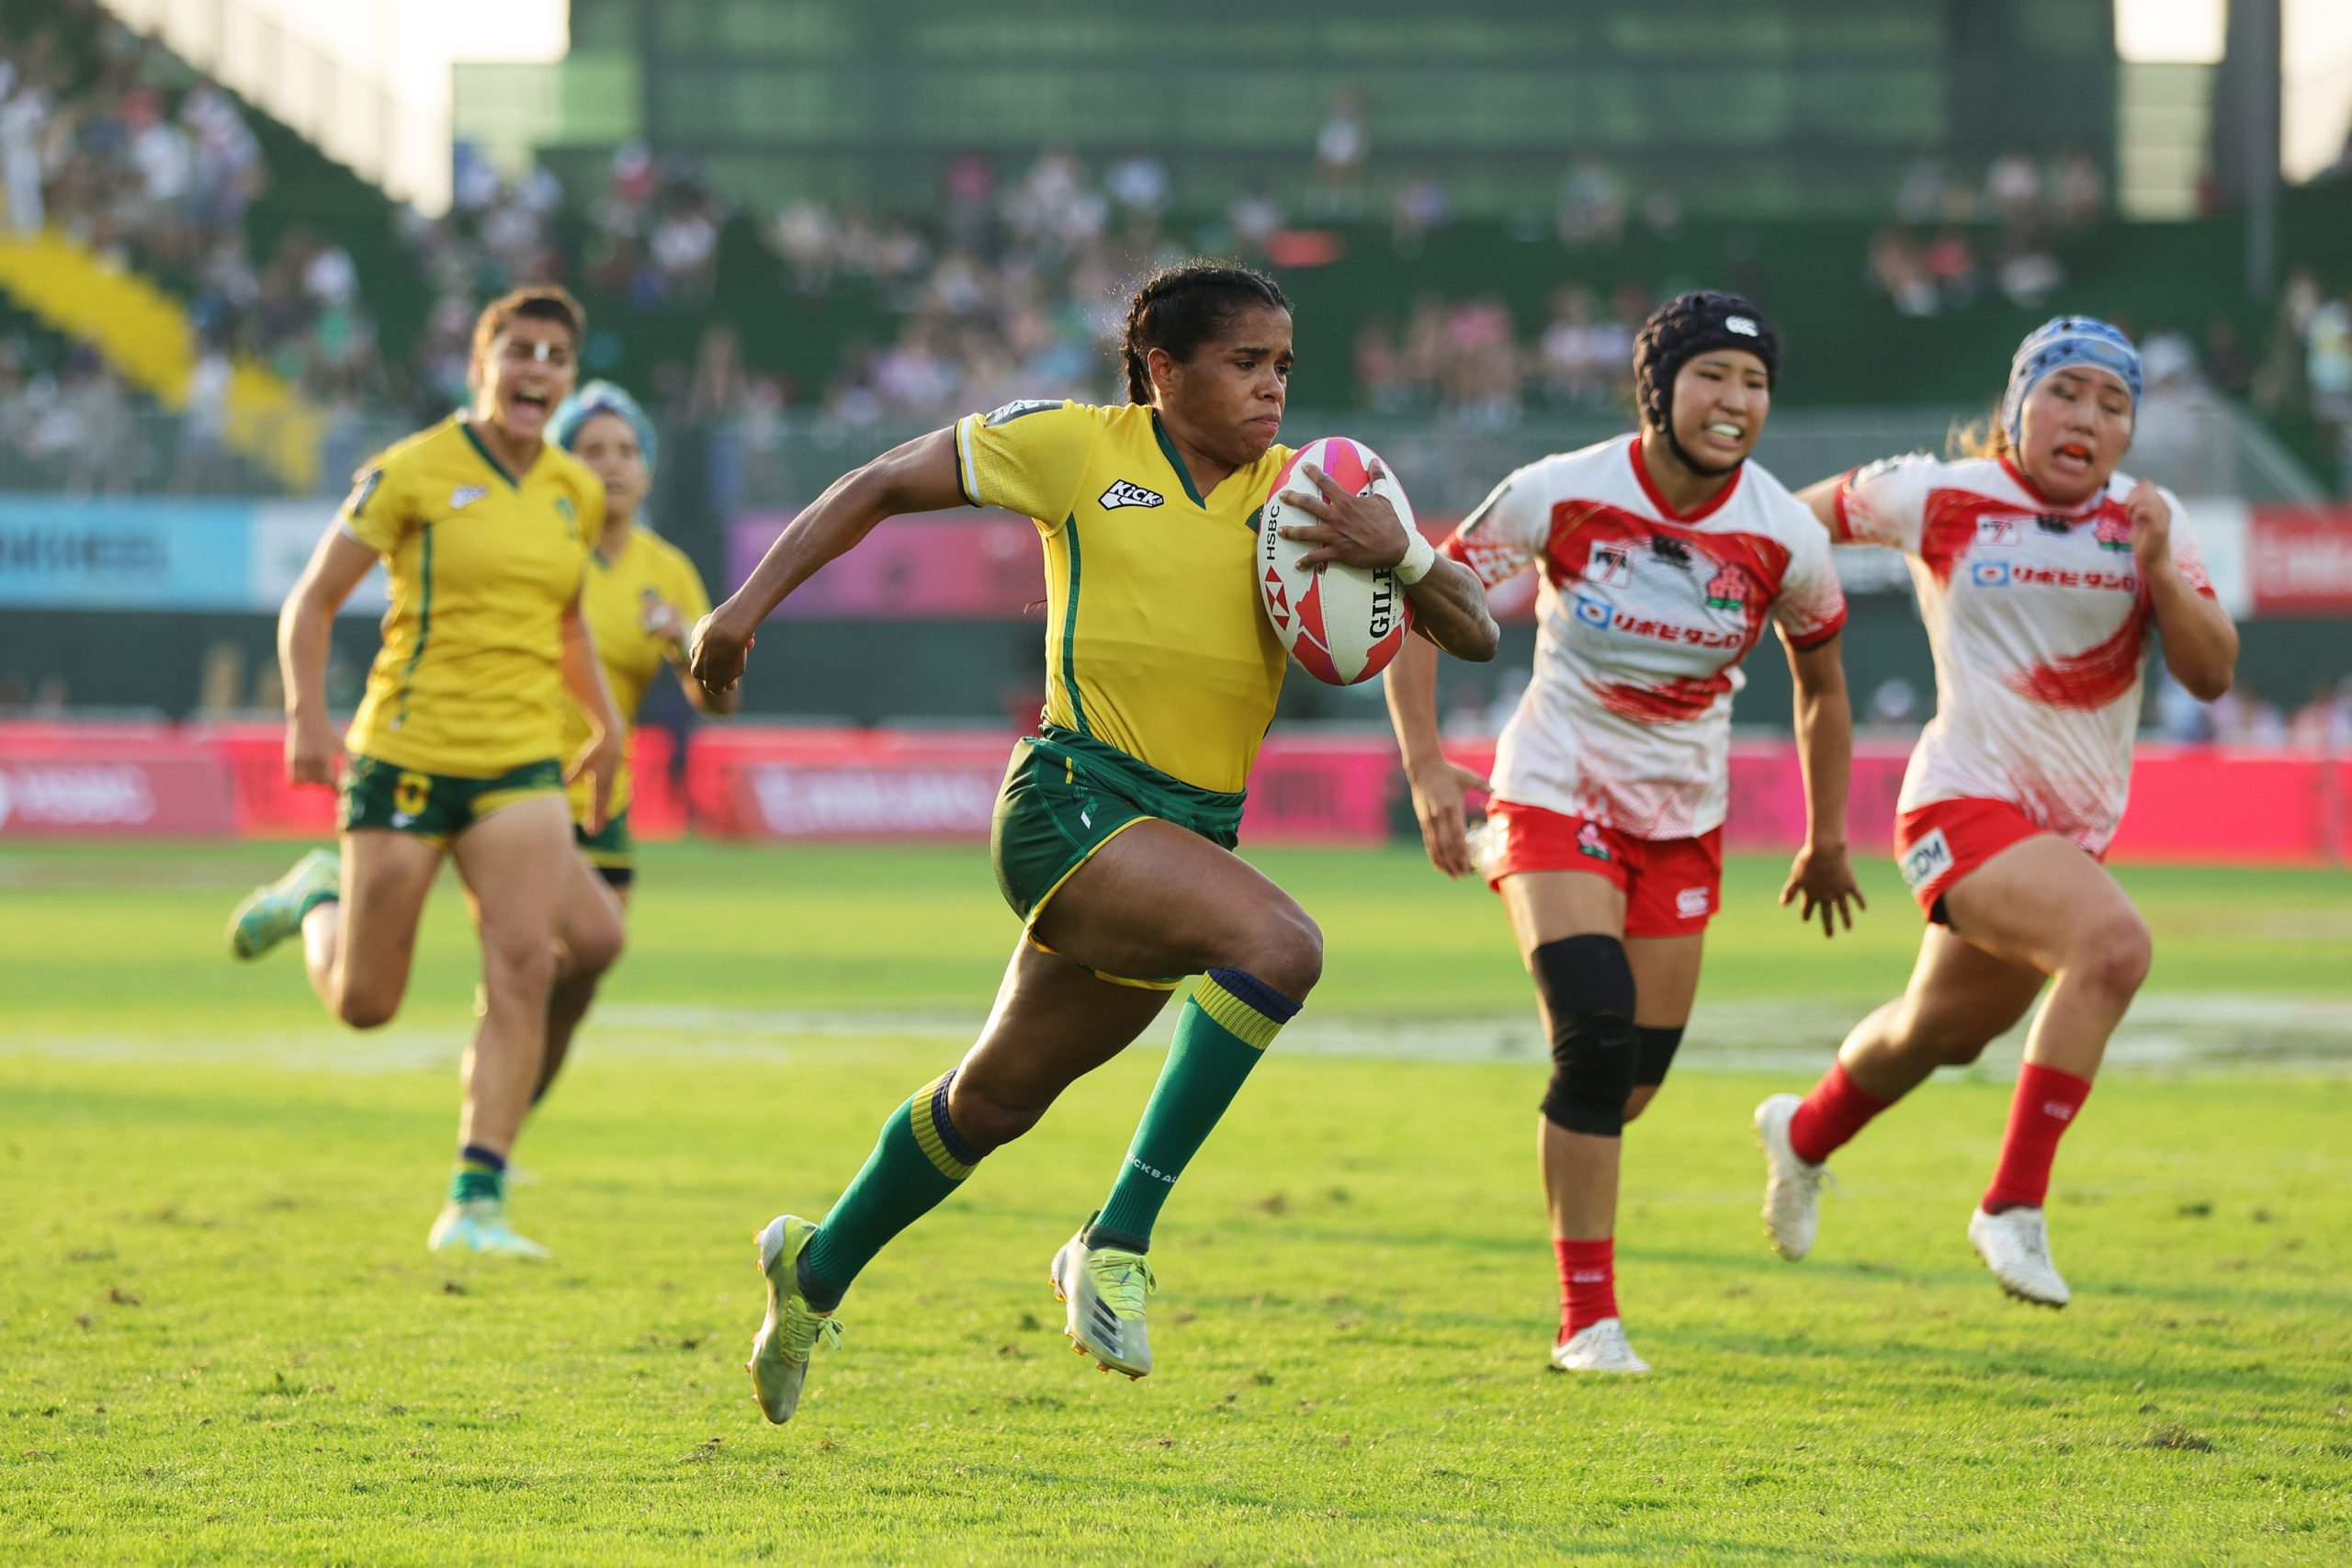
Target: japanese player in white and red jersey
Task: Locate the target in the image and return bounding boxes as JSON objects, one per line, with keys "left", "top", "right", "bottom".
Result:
{"left": 1387, "top": 292, "right": 1862, "bottom": 1374}
{"left": 1754, "top": 317, "right": 2239, "bottom": 1308}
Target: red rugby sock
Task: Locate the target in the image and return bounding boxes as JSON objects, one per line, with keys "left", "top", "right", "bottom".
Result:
{"left": 1787, "top": 1061, "right": 1892, "bottom": 1166}
{"left": 1555, "top": 1237, "right": 1617, "bottom": 1339}
{"left": 1982, "top": 1063, "right": 2092, "bottom": 1213}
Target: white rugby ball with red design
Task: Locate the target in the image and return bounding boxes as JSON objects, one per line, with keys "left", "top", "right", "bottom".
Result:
{"left": 1258, "top": 437, "right": 1417, "bottom": 686}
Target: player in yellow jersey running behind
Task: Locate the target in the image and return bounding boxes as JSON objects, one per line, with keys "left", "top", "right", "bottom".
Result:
{"left": 691, "top": 260, "right": 1502, "bottom": 1424}
{"left": 227, "top": 287, "right": 629, "bottom": 1259}
{"left": 530, "top": 379, "right": 737, "bottom": 1111}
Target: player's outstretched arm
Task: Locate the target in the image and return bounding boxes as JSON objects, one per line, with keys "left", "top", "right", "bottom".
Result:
{"left": 277, "top": 525, "right": 378, "bottom": 788}
{"left": 691, "top": 427, "right": 967, "bottom": 693}
{"left": 1778, "top": 632, "right": 1864, "bottom": 937}
{"left": 1276, "top": 458, "right": 1498, "bottom": 661}
{"left": 1384, "top": 635, "right": 1491, "bottom": 878}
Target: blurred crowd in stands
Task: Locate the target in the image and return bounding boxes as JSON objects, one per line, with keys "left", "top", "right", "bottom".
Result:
{"left": 2, "top": 5, "right": 2350, "bottom": 499}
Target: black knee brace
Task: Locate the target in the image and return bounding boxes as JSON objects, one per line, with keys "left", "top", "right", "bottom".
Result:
{"left": 1531, "top": 934, "right": 1638, "bottom": 1136}
{"left": 1634, "top": 1024, "right": 1686, "bottom": 1088}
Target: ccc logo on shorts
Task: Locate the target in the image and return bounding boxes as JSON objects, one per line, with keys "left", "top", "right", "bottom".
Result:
{"left": 394, "top": 771, "right": 432, "bottom": 818}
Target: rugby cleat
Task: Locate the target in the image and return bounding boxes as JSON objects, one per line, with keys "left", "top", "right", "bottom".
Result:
{"left": 227, "top": 848, "right": 340, "bottom": 960}
{"left": 1049, "top": 1229, "right": 1155, "bottom": 1380}
{"left": 1550, "top": 1316, "right": 1651, "bottom": 1374}
{"left": 1968, "top": 1205, "right": 2069, "bottom": 1308}
{"left": 1754, "top": 1092, "right": 1829, "bottom": 1260}
{"left": 426, "top": 1198, "right": 551, "bottom": 1259}
{"left": 747, "top": 1215, "right": 842, "bottom": 1424}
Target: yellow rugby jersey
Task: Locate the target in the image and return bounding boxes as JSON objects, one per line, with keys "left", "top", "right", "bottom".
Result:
{"left": 559, "top": 525, "right": 711, "bottom": 822}
{"left": 954, "top": 400, "right": 1293, "bottom": 794}
{"left": 340, "top": 415, "right": 604, "bottom": 777}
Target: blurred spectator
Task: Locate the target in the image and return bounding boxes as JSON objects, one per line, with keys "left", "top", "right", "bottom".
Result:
{"left": 1868, "top": 226, "right": 1939, "bottom": 317}
{"left": 2288, "top": 676, "right": 2352, "bottom": 751}
{"left": 1535, "top": 284, "right": 1628, "bottom": 406}
{"left": 2052, "top": 145, "right": 2103, "bottom": 230}
{"left": 1994, "top": 232, "right": 2064, "bottom": 310}
{"left": 1868, "top": 677, "right": 1921, "bottom": 728}
{"left": 1921, "top": 228, "right": 1981, "bottom": 310}
{"left": 1985, "top": 151, "right": 2041, "bottom": 229}
{"left": 1309, "top": 89, "right": 1368, "bottom": 218}
{"left": 1895, "top": 155, "right": 1951, "bottom": 225}
{"left": 1228, "top": 185, "right": 1283, "bottom": 258}
{"left": 1389, "top": 173, "right": 1447, "bottom": 257}
{"left": 2209, "top": 681, "right": 2288, "bottom": 747}
{"left": 2200, "top": 316, "right": 2253, "bottom": 398}
{"left": 1557, "top": 155, "right": 1625, "bottom": 249}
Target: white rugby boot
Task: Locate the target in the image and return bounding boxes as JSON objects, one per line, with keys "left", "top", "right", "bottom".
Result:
{"left": 1968, "top": 1205, "right": 2070, "bottom": 1308}
{"left": 1550, "top": 1316, "right": 1651, "bottom": 1374}
{"left": 1049, "top": 1227, "right": 1155, "bottom": 1379}
{"left": 747, "top": 1215, "right": 842, "bottom": 1424}
{"left": 1754, "top": 1093, "right": 1829, "bottom": 1260}
{"left": 426, "top": 1199, "right": 551, "bottom": 1259}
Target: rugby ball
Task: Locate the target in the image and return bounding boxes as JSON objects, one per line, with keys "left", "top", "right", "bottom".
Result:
{"left": 1258, "top": 437, "right": 1418, "bottom": 685}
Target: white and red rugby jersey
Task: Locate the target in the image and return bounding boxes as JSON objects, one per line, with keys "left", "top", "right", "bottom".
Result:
{"left": 1446, "top": 435, "right": 1848, "bottom": 840}
{"left": 1832, "top": 452, "right": 2216, "bottom": 852}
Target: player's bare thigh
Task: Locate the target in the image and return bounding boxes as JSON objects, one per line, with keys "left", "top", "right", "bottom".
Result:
{"left": 325, "top": 829, "right": 444, "bottom": 1027}
{"left": 447, "top": 795, "right": 576, "bottom": 1003}
{"left": 1029, "top": 818, "right": 1323, "bottom": 999}
{"left": 947, "top": 936, "right": 1178, "bottom": 1150}
{"left": 1881, "top": 921, "right": 2047, "bottom": 1066}
{"left": 1939, "top": 834, "right": 2149, "bottom": 986}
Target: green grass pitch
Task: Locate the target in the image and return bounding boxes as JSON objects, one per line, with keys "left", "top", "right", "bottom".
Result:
{"left": 4, "top": 841, "right": 2348, "bottom": 1564}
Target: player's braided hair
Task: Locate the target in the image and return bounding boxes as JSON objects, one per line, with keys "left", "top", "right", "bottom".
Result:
{"left": 1119, "top": 261, "right": 1291, "bottom": 405}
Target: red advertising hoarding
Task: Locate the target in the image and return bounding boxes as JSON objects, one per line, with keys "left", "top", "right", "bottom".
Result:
{"left": 0, "top": 721, "right": 2341, "bottom": 865}
{"left": 0, "top": 723, "right": 238, "bottom": 837}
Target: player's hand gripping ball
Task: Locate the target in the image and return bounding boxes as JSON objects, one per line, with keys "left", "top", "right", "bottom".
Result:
{"left": 1258, "top": 437, "right": 1418, "bottom": 685}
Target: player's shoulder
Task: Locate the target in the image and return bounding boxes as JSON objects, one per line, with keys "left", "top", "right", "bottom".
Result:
{"left": 1532, "top": 434, "right": 1636, "bottom": 492}
{"left": 634, "top": 525, "right": 703, "bottom": 582}
{"left": 1707, "top": 460, "right": 1826, "bottom": 550}
{"left": 364, "top": 412, "right": 465, "bottom": 480}
{"left": 970, "top": 396, "right": 1109, "bottom": 435}
{"left": 539, "top": 440, "right": 603, "bottom": 499}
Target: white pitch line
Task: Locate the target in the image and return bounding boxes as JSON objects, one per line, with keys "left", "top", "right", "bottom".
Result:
{"left": 7, "top": 994, "right": 2346, "bottom": 1076}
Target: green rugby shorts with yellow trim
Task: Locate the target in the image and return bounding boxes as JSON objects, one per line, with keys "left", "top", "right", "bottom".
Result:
{"left": 338, "top": 754, "right": 563, "bottom": 846}
{"left": 990, "top": 727, "right": 1247, "bottom": 987}
{"left": 572, "top": 807, "right": 635, "bottom": 887}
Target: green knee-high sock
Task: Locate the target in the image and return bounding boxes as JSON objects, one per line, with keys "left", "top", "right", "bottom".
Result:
{"left": 1092, "top": 967, "right": 1302, "bottom": 1248}
{"left": 802, "top": 1069, "right": 982, "bottom": 1305}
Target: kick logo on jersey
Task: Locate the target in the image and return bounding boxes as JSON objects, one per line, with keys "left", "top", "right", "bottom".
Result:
{"left": 2093, "top": 513, "right": 2135, "bottom": 553}
{"left": 1976, "top": 515, "right": 2021, "bottom": 544}
{"left": 983, "top": 399, "right": 1059, "bottom": 426}
{"left": 1097, "top": 479, "right": 1166, "bottom": 511}
{"left": 1572, "top": 593, "right": 1612, "bottom": 629}
{"left": 1971, "top": 560, "right": 2013, "bottom": 588}
{"left": 1584, "top": 544, "right": 1633, "bottom": 589}
{"left": 449, "top": 484, "right": 489, "bottom": 511}
{"left": 1899, "top": 827, "right": 1954, "bottom": 892}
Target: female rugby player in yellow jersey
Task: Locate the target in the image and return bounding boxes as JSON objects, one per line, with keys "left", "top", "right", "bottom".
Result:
{"left": 691, "top": 260, "right": 1501, "bottom": 1424}
{"left": 531, "top": 380, "right": 738, "bottom": 1107}
{"left": 226, "top": 287, "right": 629, "bottom": 1259}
